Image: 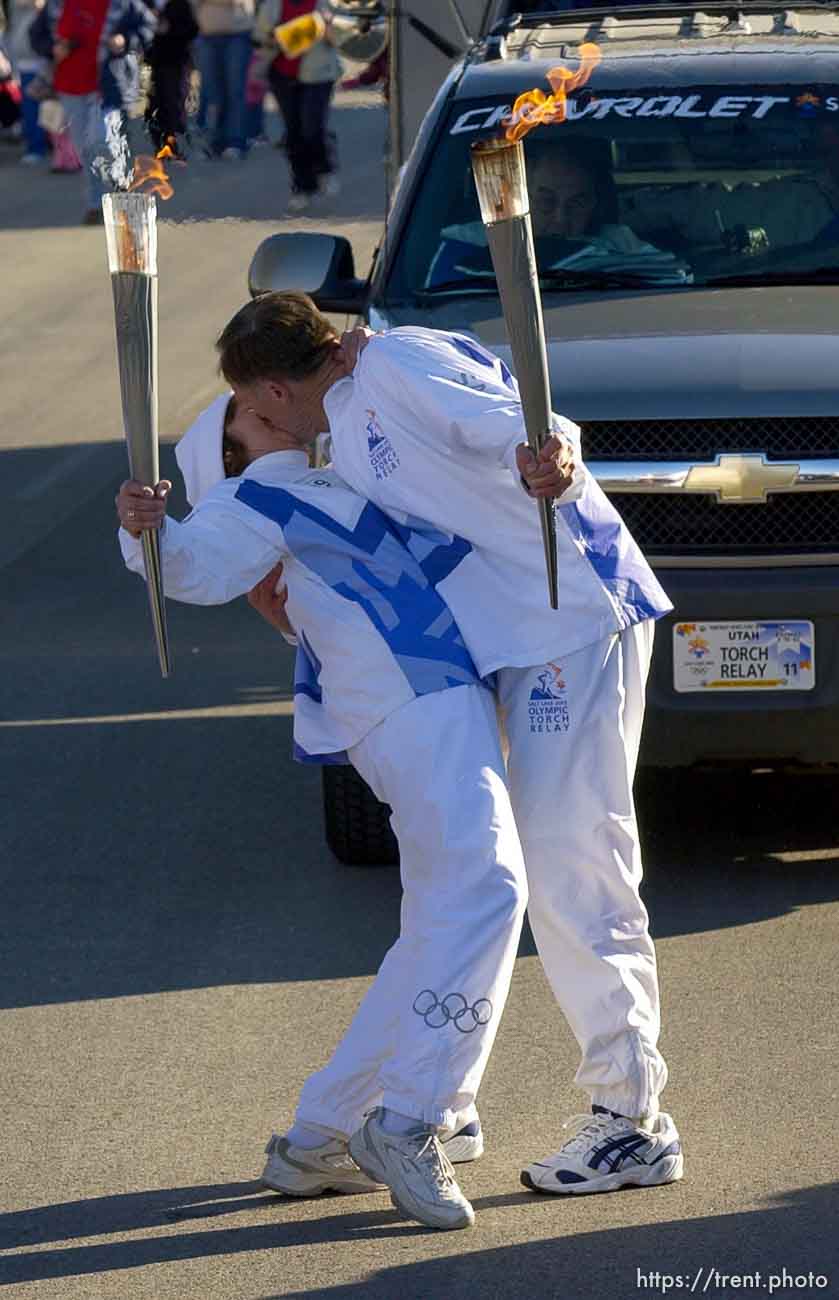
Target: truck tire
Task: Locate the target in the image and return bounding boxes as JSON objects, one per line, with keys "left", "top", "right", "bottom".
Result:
{"left": 321, "top": 764, "right": 400, "bottom": 867}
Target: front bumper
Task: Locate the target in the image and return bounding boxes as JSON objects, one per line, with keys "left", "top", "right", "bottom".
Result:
{"left": 641, "top": 564, "right": 839, "bottom": 767}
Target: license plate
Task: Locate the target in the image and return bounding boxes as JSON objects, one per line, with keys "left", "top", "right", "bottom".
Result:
{"left": 673, "top": 620, "right": 815, "bottom": 693}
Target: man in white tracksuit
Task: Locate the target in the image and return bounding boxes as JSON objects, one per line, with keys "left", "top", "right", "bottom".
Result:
{"left": 116, "top": 393, "right": 534, "bottom": 1230}
{"left": 217, "top": 291, "right": 684, "bottom": 1197}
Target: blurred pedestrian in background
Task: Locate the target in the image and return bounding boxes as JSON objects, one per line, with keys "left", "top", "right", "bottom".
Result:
{"left": 29, "top": 0, "right": 155, "bottom": 222}
{"left": 41, "top": 91, "right": 84, "bottom": 168}
{"left": 144, "top": 0, "right": 197, "bottom": 152}
{"left": 257, "top": 0, "right": 340, "bottom": 211}
{"left": 6, "top": 0, "right": 51, "bottom": 162}
{"left": 4, "top": 3, "right": 81, "bottom": 171}
{"left": 194, "top": 0, "right": 253, "bottom": 158}
{"left": 0, "top": 38, "right": 23, "bottom": 133}
{"left": 339, "top": 40, "right": 385, "bottom": 95}
{"left": 243, "top": 1, "right": 269, "bottom": 148}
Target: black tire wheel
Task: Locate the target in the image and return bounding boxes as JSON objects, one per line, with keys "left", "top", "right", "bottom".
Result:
{"left": 321, "top": 764, "right": 400, "bottom": 867}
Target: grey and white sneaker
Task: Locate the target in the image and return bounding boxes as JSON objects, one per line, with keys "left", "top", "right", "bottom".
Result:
{"left": 521, "top": 1109, "right": 683, "bottom": 1195}
{"left": 349, "top": 1109, "right": 475, "bottom": 1231}
{"left": 443, "top": 1119, "right": 484, "bottom": 1164}
{"left": 260, "top": 1133, "right": 383, "bottom": 1196}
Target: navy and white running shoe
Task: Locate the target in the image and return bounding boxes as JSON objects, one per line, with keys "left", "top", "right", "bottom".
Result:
{"left": 521, "top": 1110, "right": 683, "bottom": 1195}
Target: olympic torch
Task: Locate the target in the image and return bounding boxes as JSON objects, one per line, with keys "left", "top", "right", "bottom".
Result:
{"left": 469, "top": 42, "right": 602, "bottom": 610}
{"left": 102, "top": 191, "right": 171, "bottom": 677}
{"left": 470, "top": 136, "right": 558, "bottom": 608}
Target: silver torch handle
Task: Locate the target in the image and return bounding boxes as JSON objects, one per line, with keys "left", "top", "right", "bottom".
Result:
{"left": 103, "top": 192, "right": 171, "bottom": 677}
{"left": 471, "top": 137, "right": 558, "bottom": 610}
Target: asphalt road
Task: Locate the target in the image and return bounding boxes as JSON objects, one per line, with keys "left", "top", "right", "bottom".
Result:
{"left": 1, "top": 92, "right": 838, "bottom": 1300}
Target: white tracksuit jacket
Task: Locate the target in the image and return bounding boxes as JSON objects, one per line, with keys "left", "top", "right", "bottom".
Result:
{"left": 325, "top": 327, "right": 673, "bottom": 669}
{"left": 119, "top": 450, "right": 481, "bottom": 760}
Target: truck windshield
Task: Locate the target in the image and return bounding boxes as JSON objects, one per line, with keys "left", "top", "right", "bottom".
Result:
{"left": 385, "top": 87, "right": 839, "bottom": 300}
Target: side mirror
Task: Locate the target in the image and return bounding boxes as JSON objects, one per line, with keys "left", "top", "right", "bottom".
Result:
{"left": 247, "top": 233, "right": 368, "bottom": 314}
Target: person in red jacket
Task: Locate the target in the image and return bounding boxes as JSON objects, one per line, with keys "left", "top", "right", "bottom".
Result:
{"left": 31, "top": 0, "right": 155, "bottom": 222}
{"left": 257, "top": 0, "right": 341, "bottom": 210}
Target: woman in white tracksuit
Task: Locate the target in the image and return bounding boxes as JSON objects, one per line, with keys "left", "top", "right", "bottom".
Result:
{"left": 116, "top": 394, "right": 528, "bottom": 1229}
{"left": 218, "top": 298, "right": 684, "bottom": 1196}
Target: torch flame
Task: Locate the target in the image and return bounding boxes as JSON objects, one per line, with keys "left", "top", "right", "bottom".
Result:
{"left": 109, "top": 140, "right": 180, "bottom": 272}
{"left": 505, "top": 43, "right": 602, "bottom": 142}
{"left": 126, "top": 138, "right": 180, "bottom": 200}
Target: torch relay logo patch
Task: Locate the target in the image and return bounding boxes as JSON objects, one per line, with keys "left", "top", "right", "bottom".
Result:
{"left": 528, "top": 662, "right": 570, "bottom": 733}
{"left": 366, "top": 409, "right": 400, "bottom": 481}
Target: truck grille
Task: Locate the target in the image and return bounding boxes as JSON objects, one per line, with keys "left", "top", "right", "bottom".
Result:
{"left": 611, "top": 491, "right": 839, "bottom": 556}
{"left": 581, "top": 417, "right": 839, "bottom": 461}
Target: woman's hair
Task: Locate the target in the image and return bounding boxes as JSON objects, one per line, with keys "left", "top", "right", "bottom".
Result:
{"left": 216, "top": 291, "right": 338, "bottom": 387}
{"left": 221, "top": 396, "right": 250, "bottom": 478}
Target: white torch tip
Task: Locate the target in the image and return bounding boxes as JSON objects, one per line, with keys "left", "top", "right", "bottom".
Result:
{"left": 102, "top": 193, "right": 158, "bottom": 275}
{"left": 470, "top": 136, "right": 529, "bottom": 225}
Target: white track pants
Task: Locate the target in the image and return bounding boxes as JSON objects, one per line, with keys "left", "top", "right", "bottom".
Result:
{"left": 496, "top": 620, "right": 668, "bottom": 1121}
{"left": 294, "top": 683, "right": 528, "bottom": 1136}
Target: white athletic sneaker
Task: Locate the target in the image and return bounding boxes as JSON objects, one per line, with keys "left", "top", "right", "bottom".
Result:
{"left": 443, "top": 1119, "right": 484, "bottom": 1164}
{"left": 260, "top": 1118, "right": 481, "bottom": 1197}
{"left": 260, "top": 1133, "right": 383, "bottom": 1196}
{"left": 349, "top": 1109, "right": 475, "bottom": 1230}
{"left": 522, "top": 1110, "right": 683, "bottom": 1195}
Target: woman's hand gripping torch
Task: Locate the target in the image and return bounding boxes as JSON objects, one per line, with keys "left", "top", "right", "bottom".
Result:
{"left": 102, "top": 192, "right": 171, "bottom": 677}
{"left": 470, "top": 137, "right": 559, "bottom": 609}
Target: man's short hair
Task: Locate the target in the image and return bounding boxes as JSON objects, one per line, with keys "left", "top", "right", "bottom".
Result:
{"left": 216, "top": 291, "right": 337, "bottom": 386}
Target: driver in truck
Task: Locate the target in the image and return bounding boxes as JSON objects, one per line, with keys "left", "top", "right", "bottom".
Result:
{"left": 217, "top": 290, "right": 684, "bottom": 1203}
{"left": 430, "top": 140, "right": 691, "bottom": 289}
{"left": 115, "top": 364, "right": 575, "bottom": 1233}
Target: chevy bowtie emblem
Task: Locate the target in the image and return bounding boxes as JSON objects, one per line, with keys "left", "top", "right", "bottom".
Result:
{"left": 684, "top": 454, "right": 800, "bottom": 503}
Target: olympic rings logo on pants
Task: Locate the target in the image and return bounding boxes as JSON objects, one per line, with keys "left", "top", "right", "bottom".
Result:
{"left": 412, "top": 989, "right": 493, "bottom": 1034}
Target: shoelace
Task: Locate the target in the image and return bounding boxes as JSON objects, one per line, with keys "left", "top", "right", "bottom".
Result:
{"left": 406, "top": 1132, "right": 456, "bottom": 1190}
{"left": 558, "top": 1112, "right": 629, "bottom": 1157}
